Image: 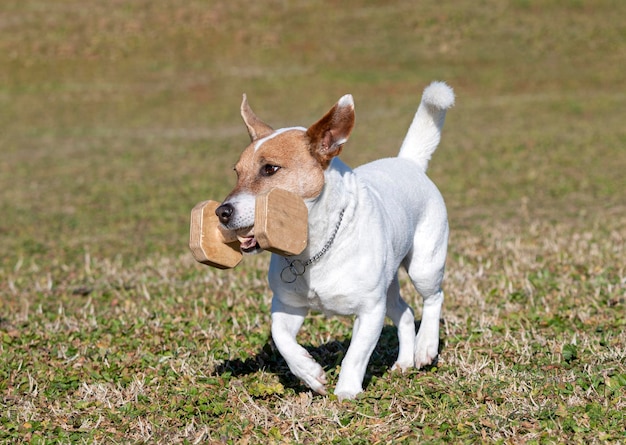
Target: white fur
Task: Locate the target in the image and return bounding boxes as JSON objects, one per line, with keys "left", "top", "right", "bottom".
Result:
{"left": 399, "top": 81, "right": 454, "bottom": 171}
{"left": 225, "top": 82, "right": 454, "bottom": 400}
{"left": 337, "top": 94, "right": 354, "bottom": 108}
{"left": 254, "top": 126, "right": 307, "bottom": 152}
{"left": 221, "top": 192, "right": 255, "bottom": 229}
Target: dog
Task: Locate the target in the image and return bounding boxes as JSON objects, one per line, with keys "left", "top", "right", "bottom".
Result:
{"left": 215, "top": 82, "right": 454, "bottom": 400}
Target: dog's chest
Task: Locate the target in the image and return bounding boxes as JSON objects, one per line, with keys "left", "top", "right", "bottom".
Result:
{"left": 286, "top": 276, "right": 358, "bottom": 316}
{"left": 306, "top": 292, "right": 328, "bottom": 314}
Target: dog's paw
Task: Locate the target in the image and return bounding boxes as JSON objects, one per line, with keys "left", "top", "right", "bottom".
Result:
{"left": 292, "top": 354, "right": 328, "bottom": 395}
{"left": 414, "top": 333, "right": 439, "bottom": 369}
{"left": 304, "top": 370, "right": 328, "bottom": 396}
{"left": 334, "top": 385, "right": 362, "bottom": 401}
{"left": 391, "top": 360, "right": 414, "bottom": 373}
{"left": 334, "top": 371, "right": 363, "bottom": 400}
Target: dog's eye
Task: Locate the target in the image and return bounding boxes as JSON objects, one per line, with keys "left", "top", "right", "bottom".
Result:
{"left": 261, "top": 164, "right": 281, "bottom": 177}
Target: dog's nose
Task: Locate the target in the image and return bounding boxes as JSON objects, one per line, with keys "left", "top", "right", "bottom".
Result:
{"left": 215, "top": 203, "right": 234, "bottom": 224}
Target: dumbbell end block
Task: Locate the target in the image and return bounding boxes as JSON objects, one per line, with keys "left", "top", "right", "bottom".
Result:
{"left": 189, "top": 200, "right": 243, "bottom": 269}
{"left": 255, "top": 189, "right": 308, "bottom": 256}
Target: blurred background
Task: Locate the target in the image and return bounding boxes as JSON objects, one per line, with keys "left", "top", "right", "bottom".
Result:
{"left": 1, "top": 0, "right": 624, "bottom": 266}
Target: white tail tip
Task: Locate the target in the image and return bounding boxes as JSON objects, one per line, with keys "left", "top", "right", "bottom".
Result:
{"left": 422, "top": 81, "right": 455, "bottom": 110}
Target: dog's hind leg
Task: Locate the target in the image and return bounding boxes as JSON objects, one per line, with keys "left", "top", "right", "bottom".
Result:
{"left": 386, "top": 274, "right": 416, "bottom": 372}
{"left": 271, "top": 299, "right": 328, "bottom": 395}
{"left": 413, "top": 288, "right": 444, "bottom": 368}
{"left": 404, "top": 228, "right": 448, "bottom": 369}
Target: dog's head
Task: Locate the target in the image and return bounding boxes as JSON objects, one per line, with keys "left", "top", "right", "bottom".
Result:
{"left": 216, "top": 94, "right": 355, "bottom": 253}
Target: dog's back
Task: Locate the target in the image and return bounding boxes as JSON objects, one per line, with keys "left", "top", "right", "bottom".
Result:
{"left": 353, "top": 81, "right": 454, "bottom": 258}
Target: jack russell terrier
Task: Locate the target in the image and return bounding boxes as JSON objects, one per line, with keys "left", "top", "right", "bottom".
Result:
{"left": 216, "top": 82, "right": 454, "bottom": 400}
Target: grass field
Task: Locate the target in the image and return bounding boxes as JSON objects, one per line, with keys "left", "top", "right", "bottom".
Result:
{"left": 1, "top": 0, "right": 625, "bottom": 443}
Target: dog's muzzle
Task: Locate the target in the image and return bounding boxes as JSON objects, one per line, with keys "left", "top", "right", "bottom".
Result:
{"left": 215, "top": 203, "right": 234, "bottom": 225}
{"left": 215, "top": 202, "right": 261, "bottom": 253}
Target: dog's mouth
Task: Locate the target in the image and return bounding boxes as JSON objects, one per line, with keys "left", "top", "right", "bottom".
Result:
{"left": 236, "top": 227, "right": 262, "bottom": 254}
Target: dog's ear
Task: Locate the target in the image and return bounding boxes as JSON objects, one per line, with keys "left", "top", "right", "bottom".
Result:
{"left": 306, "top": 95, "right": 355, "bottom": 168}
{"left": 241, "top": 94, "right": 274, "bottom": 142}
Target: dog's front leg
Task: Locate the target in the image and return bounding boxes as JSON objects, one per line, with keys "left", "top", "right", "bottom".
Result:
{"left": 334, "top": 304, "right": 386, "bottom": 400}
{"left": 271, "top": 299, "right": 328, "bottom": 395}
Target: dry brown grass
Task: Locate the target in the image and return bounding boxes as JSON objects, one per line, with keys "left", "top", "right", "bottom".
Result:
{"left": 2, "top": 210, "right": 624, "bottom": 443}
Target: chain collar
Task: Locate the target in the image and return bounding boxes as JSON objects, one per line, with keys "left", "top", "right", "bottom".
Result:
{"left": 280, "top": 209, "right": 345, "bottom": 283}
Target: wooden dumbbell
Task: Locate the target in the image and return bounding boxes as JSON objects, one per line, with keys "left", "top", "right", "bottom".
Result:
{"left": 189, "top": 188, "right": 308, "bottom": 269}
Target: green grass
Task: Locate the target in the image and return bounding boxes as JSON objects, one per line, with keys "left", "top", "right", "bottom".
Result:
{"left": 1, "top": 0, "right": 625, "bottom": 443}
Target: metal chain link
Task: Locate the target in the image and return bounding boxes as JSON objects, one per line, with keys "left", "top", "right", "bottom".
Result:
{"left": 280, "top": 209, "right": 345, "bottom": 283}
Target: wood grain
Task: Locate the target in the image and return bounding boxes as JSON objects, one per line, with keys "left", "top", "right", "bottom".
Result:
{"left": 256, "top": 188, "right": 308, "bottom": 256}
{"left": 189, "top": 200, "right": 243, "bottom": 269}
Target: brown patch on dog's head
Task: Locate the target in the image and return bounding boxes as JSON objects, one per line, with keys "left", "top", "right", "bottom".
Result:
{"left": 231, "top": 129, "right": 325, "bottom": 200}
{"left": 225, "top": 94, "right": 356, "bottom": 202}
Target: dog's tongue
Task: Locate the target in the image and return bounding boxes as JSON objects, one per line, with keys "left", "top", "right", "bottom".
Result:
{"left": 238, "top": 234, "right": 257, "bottom": 250}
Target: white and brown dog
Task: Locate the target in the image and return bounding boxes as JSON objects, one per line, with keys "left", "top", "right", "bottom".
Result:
{"left": 216, "top": 82, "right": 454, "bottom": 399}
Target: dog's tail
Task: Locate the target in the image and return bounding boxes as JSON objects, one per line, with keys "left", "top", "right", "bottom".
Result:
{"left": 398, "top": 81, "right": 455, "bottom": 172}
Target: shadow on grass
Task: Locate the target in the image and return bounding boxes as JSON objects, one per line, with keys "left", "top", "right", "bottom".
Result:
{"left": 215, "top": 322, "right": 444, "bottom": 394}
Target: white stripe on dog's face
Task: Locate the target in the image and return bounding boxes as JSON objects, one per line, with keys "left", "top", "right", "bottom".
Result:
{"left": 254, "top": 127, "right": 306, "bottom": 152}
